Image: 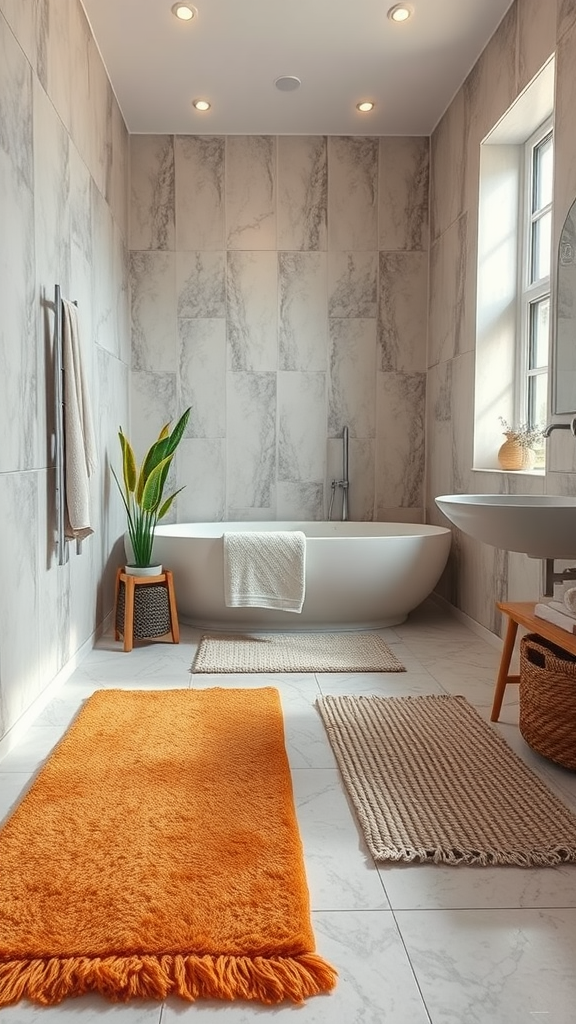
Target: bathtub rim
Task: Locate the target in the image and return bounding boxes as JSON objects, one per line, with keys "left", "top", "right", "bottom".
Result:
{"left": 153, "top": 520, "right": 452, "bottom": 541}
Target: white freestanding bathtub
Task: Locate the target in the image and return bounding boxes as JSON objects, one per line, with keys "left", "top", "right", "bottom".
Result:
{"left": 149, "top": 521, "right": 452, "bottom": 630}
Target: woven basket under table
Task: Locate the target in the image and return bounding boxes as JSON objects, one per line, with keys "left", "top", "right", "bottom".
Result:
{"left": 519, "top": 633, "right": 576, "bottom": 771}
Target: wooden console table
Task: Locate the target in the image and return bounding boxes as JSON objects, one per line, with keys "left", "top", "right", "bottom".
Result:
{"left": 491, "top": 600, "right": 576, "bottom": 721}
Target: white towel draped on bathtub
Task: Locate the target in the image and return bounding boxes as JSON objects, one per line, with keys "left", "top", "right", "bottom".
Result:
{"left": 223, "top": 531, "right": 306, "bottom": 612}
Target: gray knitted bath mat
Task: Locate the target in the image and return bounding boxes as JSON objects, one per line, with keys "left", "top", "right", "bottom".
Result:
{"left": 192, "top": 632, "right": 405, "bottom": 674}
{"left": 316, "top": 693, "right": 576, "bottom": 865}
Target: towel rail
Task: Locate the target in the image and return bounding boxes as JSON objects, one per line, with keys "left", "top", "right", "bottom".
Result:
{"left": 54, "top": 285, "right": 80, "bottom": 565}
{"left": 54, "top": 286, "right": 67, "bottom": 565}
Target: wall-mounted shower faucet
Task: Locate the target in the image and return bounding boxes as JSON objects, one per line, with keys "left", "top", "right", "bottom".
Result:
{"left": 328, "top": 426, "right": 350, "bottom": 521}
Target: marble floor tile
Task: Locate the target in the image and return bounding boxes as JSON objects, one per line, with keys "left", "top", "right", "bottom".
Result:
{"left": 403, "top": 639, "right": 501, "bottom": 697}
{"left": 67, "top": 671, "right": 193, "bottom": 691}
{"left": 69, "top": 644, "right": 195, "bottom": 688}
{"left": 292, "top": 767, "right": 388, "bottom": 911}
{"left": 187, "top": 671, "right": 278, "bottom": 690}
{"left": 0, "top": 726, "right": 66, "bottom": 773}
{"left": 93, "top": 634, "right": 198, "bottom": 663}
{"left": 396, "top": 907, "right": 576, "bottom": 1024}
{"left": 361, "top": 625, "right": 400, "bottom": 644}
{"left": 392, "top": 615, "right": 491, "bottom": 643}
{"left": 441, "top": 675, "right": 505, "bottom": 712}
{"left": 0, "top": 772, "right": 33, "bottom": 824}
{"left": 0, "top": 1000, "right": 163, "bottom": 1023}
{"left": 316, "top": 669, "right": 445, "bottom": 697}
{"left": 379, "top": 860, "right": 576, "bottom": 911}
{"left": 399, "top": 636, "right": 502, "bottom": 670}
{"left": 34, "top": 695, "right": 86, "bottom": 727}
{"left": 494, "top": 721, "right": 576, "bottom": 813}
{"left": 283, "top": 701, "right": 338, "bottom": 770}
{"left": 308, "top": 909, "right": 432, "bottom": 1024}
{"left": 487, "top": 697, "right": 519, "bottom": 725}
{"left": 373, "top": 639, "right": 438, "bottom": 674}
{"left": 548, "top": 762, "right": 576, "bottom": 805}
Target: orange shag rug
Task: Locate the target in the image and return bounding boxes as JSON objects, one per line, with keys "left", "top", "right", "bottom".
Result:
{"left": 0, "top": 687, "right": 336, "bottom": 1008}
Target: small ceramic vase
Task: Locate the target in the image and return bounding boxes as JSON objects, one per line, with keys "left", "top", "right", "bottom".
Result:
{"left": 497, "top": 433, "right": 535, "bottom": 471}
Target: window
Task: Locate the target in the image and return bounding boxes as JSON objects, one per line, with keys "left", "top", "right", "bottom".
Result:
{"left": 473, "top": 57, "right": 555, "bottom": 472}
{"left": 518, "top": 121, "right": 553, "bottom": 440}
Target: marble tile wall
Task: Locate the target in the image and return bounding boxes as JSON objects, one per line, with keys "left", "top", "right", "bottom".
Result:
{"left": 0, "top": 0, "right": 130, "bottom": 743}
{"left": 130, "top": 134, "right": 430, "bottom": 524}
{"left": 427, "top": 0, "right": 576, "bottom": 635}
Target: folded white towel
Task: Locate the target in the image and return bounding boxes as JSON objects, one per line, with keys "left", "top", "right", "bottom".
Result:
{"left": 534, "top": 602, "right": 576, "bottom": 634}
{"left": 564, "top": 587, "right": 576, "bottom": 616}
{"left": 550, "top": 599, "right": 576, "bottom": 621}
{"left": 223, "top": 531, "right": 306, "bottom": 612}
{"left": 62, "top": 299, "right": 98, "bottom": 541}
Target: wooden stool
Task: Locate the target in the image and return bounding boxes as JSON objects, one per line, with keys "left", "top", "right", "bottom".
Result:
{"left": 491, "top": 600, "right": 576, "bottom": 721}
{"left": 114, "top": 568, "right": 180, "bottom": 653}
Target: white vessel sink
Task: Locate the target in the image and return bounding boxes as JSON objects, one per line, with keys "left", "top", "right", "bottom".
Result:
{"left": 435, "top": 494, "right": 576, "bottom": 559}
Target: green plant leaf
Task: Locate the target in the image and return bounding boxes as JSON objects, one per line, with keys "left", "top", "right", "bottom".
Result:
{"left": 136, "top": 438, "right": 168, "bottom": 503}
{"left": 138, "top": 409, "right": 191, "bottom": 492}
{"left": 157, "top": 487, "right": 185, "bottom": 520}
{"left": 137, "top": 432, "right": 174, "bottom": 496}
{"left": 136, "top": 408, "right": 191, "bottom": 504}
{"left": 118, "top": 430, "right": 136, "bottom": 494}
{"left": 165, "top": 408, "right": 191, "bottom": 455}
{"left": 140, "top": 455, "right": 173, "bottom": 512}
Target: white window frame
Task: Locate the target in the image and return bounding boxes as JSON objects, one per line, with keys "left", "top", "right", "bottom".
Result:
{"left": 516, "top": 117, "right": 553, "bottom": 432}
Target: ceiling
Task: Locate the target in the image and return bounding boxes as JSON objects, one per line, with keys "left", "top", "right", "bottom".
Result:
{"left": 80, "top": 0, "right": 515, "bottom": 137}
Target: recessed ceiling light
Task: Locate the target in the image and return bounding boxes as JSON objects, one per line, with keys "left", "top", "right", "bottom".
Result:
{"left": 387, "top": 4, "right": 413, "bottom": 22}
{"left": 274, "top": 76, "right": 302, "bottom": 92}
{"left": 357, "top": 101, "right": 375, "bottom": 112}
{"left": 172, "top": 3, "right": 196, "bottom": 21}
{"left": 192, "top": 99, "right": 211, "bottom": 111}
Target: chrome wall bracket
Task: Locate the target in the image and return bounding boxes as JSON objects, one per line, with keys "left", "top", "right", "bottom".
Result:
{"left": 542, "top": 559, "right": 576, "bottom": 596}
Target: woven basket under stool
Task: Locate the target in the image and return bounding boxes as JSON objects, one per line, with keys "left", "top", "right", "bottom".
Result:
{"left": 115, "top": 579, "right": 171, "bottom": 640}
{"left": 519, "top": 633, "right": 576, "bottom": 771}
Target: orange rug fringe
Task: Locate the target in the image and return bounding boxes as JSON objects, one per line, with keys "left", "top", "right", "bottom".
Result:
{"left": 0, "top": 952, "right": 336, "bottom": 1006}
{"left": 0, "top": 688, "right": 337, "bottom": 1007}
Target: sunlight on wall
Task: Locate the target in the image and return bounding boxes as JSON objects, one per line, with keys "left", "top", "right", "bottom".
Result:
{"left": 474, "top": 58, "right": 555, "bottom": 470}
{"left": 475, "top": 145, "right": 520, "bottom": 467}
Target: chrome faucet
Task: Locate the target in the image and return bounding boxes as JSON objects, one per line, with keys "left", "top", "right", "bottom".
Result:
{"left": 543, "top": 416, "right": 576, "bottom": 437}
{"left": 328, "top": 426, "right": 350, "bottom": 521}
{"left": 341, "top": 425, "right": 349, "bottom": 521}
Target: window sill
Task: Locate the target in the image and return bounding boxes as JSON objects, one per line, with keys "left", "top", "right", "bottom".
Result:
{"left": 472, "top": 466, "right": 545, "bottom": 476}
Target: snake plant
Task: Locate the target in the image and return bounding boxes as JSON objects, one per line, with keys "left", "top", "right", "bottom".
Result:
{"left": 112, "top": 408, "right": 191, "bottom": 567}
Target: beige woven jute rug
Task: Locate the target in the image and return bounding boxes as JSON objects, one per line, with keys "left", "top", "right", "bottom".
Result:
{"left": 316, "top": 693, "right": 576, "bottom": 866}
{"left": 192, "top": 632, "right": 405, "bottom": 674}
